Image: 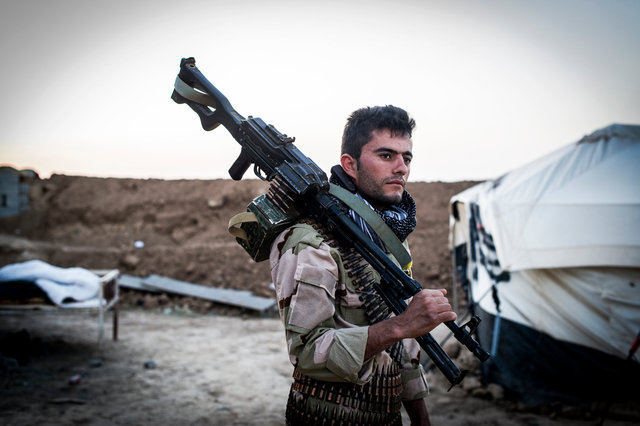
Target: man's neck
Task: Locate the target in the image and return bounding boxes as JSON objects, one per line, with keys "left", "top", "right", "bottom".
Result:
{"left": 357, "top": 192, "right": 396, "bottom": 212}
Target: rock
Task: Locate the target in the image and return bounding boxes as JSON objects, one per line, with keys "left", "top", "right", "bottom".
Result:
{"left": 143, "top": 294, "right": 159, "bottom": 309}
{"left": 486, "top": 383, "right": 504, "bottom": 400}
{"left": 208, "top": 197, "right": 226, "bottom": 209}
{"left": 461, "top": 375, "right": 481, "bottom": 391}
{"left": 470, "top": 387, "right": 492, "bottom": 399}
{"left": 120, "top": 254, "right": 140, "bottom": 269}
{"left": 456, "top": 347, "right": 481, "bottom": 370}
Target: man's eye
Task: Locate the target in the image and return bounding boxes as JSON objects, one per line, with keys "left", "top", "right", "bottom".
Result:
{"left": 404, "top": 157, "right": 412, "bottom": 164}
{"left": 380, "top": 153, "right": 391, "bottom": 159}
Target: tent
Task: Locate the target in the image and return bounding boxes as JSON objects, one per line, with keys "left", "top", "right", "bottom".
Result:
{"left": 448, "top": 123, "right": 640, "bottom": 404}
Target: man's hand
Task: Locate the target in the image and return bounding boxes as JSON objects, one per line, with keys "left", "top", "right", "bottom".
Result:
{"left": 395, "top": 289, "right": 457, "bottom": 338}
{"left": 365, "top": 289, "right": 457, "bottom": 359}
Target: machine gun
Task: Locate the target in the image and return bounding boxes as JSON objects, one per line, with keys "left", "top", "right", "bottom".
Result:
{"left": 171, "top": 57, "right": 490, "bottom": 387}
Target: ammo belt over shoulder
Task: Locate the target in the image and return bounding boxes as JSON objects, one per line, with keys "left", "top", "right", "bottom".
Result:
{"left": 286, "top": 367, "right": 403, "bottom": 425}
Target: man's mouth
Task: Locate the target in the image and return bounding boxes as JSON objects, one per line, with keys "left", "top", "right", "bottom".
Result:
{"left": 385, "top": 178, "right": 405, "bottom": 188}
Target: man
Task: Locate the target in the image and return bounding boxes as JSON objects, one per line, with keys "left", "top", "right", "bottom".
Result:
{"left": 270, "top": 105, "right": 457, "bottom": 425}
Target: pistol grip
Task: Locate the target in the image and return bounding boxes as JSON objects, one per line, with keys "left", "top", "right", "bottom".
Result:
{"left": 229, "top": 150, "right": 252, "bottom": 180}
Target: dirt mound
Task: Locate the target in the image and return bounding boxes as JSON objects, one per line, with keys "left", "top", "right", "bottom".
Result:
{"left": 0, "top": 175, "right": 478, "bottom": 312}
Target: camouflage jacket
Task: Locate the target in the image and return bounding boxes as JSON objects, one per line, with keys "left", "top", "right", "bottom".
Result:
{"left": 269, "top": 222, "right": 428, "bottom": 401}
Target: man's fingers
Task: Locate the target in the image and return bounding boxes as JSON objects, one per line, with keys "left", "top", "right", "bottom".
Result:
{"left": 415, "top": 289, "right": 441, "bottom": 299}
{"left": 421, "top": 288, "right": 448, "bottom": 297}
{"left": 441, "top": 311, "right": 457, "bottom": 322}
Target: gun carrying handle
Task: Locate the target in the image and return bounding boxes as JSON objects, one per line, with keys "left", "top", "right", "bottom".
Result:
{"left": 228, "top": 211, "right": 258, "bottom": 242}
{"left": 229, "top": 149, "right": 253, "bottom": 180}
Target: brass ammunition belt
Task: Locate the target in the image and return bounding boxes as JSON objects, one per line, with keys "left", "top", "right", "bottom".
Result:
{"left": 286, "top": 368, "right": 403, "bottom": 425}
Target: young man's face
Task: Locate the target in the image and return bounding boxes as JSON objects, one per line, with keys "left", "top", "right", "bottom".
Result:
{"left": 341, "top": 129, "right": 413, "bottom": 210}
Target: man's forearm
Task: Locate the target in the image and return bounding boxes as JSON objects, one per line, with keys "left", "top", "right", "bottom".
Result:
{"left": 364, "top": 317, "right": 404, "bottom": 359}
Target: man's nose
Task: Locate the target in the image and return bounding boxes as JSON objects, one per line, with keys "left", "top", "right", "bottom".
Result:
{"left": 393, "top": 158, "right": 409, "bottom": 175}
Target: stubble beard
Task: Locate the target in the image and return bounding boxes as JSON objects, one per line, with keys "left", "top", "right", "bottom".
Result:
{"left": 356, "top": 169, "right": 404, "bottom": 209}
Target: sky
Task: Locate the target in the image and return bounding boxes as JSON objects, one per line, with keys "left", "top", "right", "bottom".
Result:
{"left": 1, "top": 0, "right": 639, "bottom": 182}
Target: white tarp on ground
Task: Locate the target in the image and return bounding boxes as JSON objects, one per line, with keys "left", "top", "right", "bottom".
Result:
{"left": 449, "top": 123, "right": 640, "bottom": 361}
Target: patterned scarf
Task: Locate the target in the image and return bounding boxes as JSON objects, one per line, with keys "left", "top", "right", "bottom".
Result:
{"left": 329, "top": 165, "right": 417, "bottom": 248}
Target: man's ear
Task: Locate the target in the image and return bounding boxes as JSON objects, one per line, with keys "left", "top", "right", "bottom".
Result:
{"left": 340, "top": 154, "right": 358, "bottom": 180}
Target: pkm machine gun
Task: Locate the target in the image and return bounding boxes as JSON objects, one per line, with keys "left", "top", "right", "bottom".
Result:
{"left": 171, "top": 57, "right": 490, "bottom": 387}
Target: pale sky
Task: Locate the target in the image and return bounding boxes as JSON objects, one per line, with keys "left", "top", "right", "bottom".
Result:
{"left": 1, "top": 0, "right": 639, "bottom": 182}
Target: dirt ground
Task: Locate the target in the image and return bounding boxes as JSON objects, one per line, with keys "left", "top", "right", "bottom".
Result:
{"left": 0, "top": 175, "right": 476, "bottom": 303}
{"left": 2, "top": 309, "right": 635, "bottom": 426}
{"left": 0, "top": 175, "right": 638, "bottom": 425}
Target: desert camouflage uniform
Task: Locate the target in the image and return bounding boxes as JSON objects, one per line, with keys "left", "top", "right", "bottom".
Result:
{"left": 270, "top": 222, "right": 428, "bottom": 425}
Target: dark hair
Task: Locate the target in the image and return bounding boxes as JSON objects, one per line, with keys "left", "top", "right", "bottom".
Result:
{"left": 341, "top": 105, "right": 415, "bottom": 159}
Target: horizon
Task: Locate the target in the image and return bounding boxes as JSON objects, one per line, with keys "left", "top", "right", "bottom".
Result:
{"left": 0, "top": 162, "right": 483, "bottom": 184}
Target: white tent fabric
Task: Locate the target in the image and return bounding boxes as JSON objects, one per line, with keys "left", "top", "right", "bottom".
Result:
{"left": 451, "top": 124, "right": 640, "bottom": 271}
{"left": 449, "top": 123, "right": 640, "bottom": 362}
{"left": 471, "top": 265, "right": 640, "bottom": 359}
